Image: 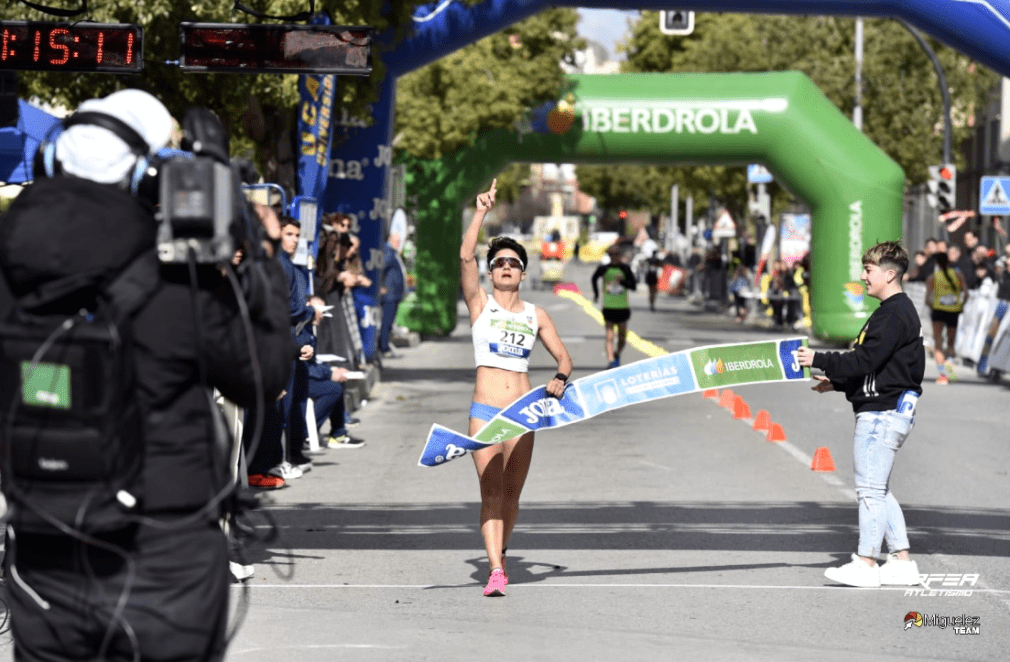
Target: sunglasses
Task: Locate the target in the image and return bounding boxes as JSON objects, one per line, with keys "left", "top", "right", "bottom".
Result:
{"left": 490, "top": 256, "right": 524, "bottom": 271}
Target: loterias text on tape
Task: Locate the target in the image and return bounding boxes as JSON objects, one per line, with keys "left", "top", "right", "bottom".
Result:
{"left": 418, "top": 337, "right": 810, "bottom": 467}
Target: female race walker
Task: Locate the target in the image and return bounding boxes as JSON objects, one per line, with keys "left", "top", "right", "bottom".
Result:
{"left": 460, "top": 178, "right": 573, "bottom": 597}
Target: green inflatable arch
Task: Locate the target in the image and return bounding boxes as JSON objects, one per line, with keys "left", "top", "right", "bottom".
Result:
{"left": 403, "top": 71, "right": 904, "bottom": 342}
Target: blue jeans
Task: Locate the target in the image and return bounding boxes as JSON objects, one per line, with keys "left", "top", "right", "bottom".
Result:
{"left": 304, "top": 374, "right": 346, "bottom": 438}
{"left": 853, "top": 408, "right": 914, "bottom": 558}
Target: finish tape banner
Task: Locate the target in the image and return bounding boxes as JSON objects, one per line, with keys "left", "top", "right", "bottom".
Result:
{"left": 418, "top": 337, "right": 809, "bottom": 467}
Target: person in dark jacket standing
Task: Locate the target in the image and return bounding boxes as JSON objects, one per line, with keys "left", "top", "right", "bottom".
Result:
{"left": 379, "top": 232, "right": 406, "bottom": 357}
{"left": 797, "top": 241, "right": 925, "bottom": 589}
{"left": 0, "top": 91, "right": 292, "bottom": 662}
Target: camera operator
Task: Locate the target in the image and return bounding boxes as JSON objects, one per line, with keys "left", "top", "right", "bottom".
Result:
{"left": 0, "top": 90, "right": 293, "bottom": 661}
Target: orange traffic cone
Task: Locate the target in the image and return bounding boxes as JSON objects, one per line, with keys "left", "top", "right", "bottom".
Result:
{"left": 766, "top": 422, "right": 787, "bottom": 442}
{"left": 752, "top": 409, "right": 771, "bottom": 431}
{"left": 731, "top": 395, "right": 751, "bottom": 420}
{"left": 811, "top": 447, "right": 836, "bottom": 472}
{"left": 702, "top": 389, "right": 719, "bottom": 399}
{"left": 718, "top": 389, "right": 736, "bottom": 408}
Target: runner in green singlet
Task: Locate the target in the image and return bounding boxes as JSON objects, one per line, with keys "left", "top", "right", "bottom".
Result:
{"left": 591, "top": 244, "right": 637, "bottom": 368}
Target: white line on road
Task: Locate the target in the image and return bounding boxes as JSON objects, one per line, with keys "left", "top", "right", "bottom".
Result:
{"left": 234, "top": 583, "right": 1010, "bottom": 594}
{"left": 231, "top": 644, "right": 408, "bottom": 654}
{"left": 637, "top": 459, "right": 674, "bottom": 471}
{"left": 722, "top": 413, "right": 857, "bottom": 501}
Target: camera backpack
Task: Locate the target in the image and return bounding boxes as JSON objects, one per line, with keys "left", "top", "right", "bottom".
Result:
{"left": 0, "top": 254, "right": 158, "bottom": 534}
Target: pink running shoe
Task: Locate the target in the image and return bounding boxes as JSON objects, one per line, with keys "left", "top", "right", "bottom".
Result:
{"left": 484, "top": 569, "right": 506, "bottom": 597}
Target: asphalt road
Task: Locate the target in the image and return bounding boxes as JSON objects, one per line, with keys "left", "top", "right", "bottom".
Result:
{"left": 5, "top": 260, "right": 1007, "bottom": 661}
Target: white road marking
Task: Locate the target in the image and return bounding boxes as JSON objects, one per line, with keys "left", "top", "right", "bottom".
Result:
{"left": 714, "top": 403, "right": 857, "bottom": 501}
{"left": 232, "top": 644, "right": 407, "bottom": 654}
{"left": 233, "top": 583, "right": 1010, "bottom": 594}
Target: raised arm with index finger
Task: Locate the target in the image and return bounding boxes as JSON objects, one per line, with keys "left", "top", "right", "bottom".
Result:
{"left": 460, "top": 178, "right": 497, "bottom": 321}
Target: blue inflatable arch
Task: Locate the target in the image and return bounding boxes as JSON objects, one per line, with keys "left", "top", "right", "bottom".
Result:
{"left": 326, "top": 0, "right": 1010, "bottom": 336}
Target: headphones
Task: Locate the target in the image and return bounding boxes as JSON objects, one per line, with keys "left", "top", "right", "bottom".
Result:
{"left": 33, "top": 110, "right": 161, "bottom": 201}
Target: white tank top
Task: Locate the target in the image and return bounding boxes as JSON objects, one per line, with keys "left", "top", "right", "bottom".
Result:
{"left": 472, "top": 297, "right": 539, "bottom": 372}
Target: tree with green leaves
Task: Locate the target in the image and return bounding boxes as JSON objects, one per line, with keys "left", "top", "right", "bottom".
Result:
{"left": 393, "top": 7, "right": 584, "bottom": 204}
{"left": 577, "top": 11, "right": 998, "bottom": 229}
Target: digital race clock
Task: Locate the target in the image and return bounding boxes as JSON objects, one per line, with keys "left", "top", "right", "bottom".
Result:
{"left": 179, "top": 23, "right": 371, "bottom": 75}
{"left": 0, "top": 21, "right": 143, "bottom": 73}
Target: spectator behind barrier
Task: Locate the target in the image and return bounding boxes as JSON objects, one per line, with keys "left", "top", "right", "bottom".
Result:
{"left": 380, "top": 232, "right": 407, "bottom": 357}
{"left": 907, "top": 250, "right": 928, "bottom": 282}
{"left": 243, "top": 205, "right": 314, "bottom": 489}
{"left": 276, "top": 216, "right": 328, "bottom": 473}
{"left": 950, "top": 243, "right": 975, "bottom": 290}
{"left": 315, "top": 223, "right": 362, "bottom": 370}
{"left": 920, "top": 238, "right": 945, "bottom": 278}
{"left": 998, "top": 245, "right": 1010, "bottom": 301}
{"left": 728, "top": 261, "right": 752, "bottom": 323}
{"left": 972, "top": 245, "right": 996, "bottom": 289}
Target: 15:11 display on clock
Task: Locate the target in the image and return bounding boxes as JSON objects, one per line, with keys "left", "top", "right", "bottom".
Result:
{"left": 0, "top": 21, "right": 143, "bottom": 73}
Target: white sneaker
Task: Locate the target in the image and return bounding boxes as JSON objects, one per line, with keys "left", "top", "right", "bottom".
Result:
{"left": 268, "top": 462, "right": 302, "bottom": 480}
{"left": 230, "top": 561, "right": 254, "bottom": 581}
{"left": 327, "top": 434, "right": 365, "bottom": 449}
{"left": 879, "top": 553, "right": 921, "bottom": 586}
{"left": 824, "top": 554, "right": 881, "bottom": 588}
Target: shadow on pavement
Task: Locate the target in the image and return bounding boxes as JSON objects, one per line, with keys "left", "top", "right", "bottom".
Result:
{"left": 241, "top": 500, "right": 1010, "bottom": 569}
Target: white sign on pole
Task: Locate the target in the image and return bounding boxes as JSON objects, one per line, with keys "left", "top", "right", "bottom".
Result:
{"left": 980, "top": 176, "right": 1010, "bottom": 215}
{"left": 712, "top": 210, "right": 736, "bottom": 239}
{"left": 747, "top": 164, "right": 773, "bottom": 184}
{"left": 659, "top": 11, "right": 694, "bottom": 36}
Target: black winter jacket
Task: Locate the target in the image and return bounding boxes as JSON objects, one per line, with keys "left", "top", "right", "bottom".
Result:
{"left": 0, "top": 176, "right": 293, "bottom": 515}
{"left": 812, "top": 292, "right": 925, "bottom": 413}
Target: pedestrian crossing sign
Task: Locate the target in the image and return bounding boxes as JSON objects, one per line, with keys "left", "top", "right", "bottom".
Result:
{"left": 979, "top": 176, "right": 1010, "bottom": 215}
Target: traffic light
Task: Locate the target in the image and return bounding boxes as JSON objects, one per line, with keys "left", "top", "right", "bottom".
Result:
{"left": 618, "top": 210, "right": 628, "bottom": 220}
{"left": 659, "top": 11, "right": 695, "bottom": 36}
{"left": 926, "top": 164, "right": 956, "bottom": 212}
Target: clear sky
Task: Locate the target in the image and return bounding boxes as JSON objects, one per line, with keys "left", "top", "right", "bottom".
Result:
{"left": 577, "top": 8, "right": 640, "bottom": 61}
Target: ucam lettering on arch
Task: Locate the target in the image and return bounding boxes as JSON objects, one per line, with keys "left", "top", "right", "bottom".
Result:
{"left": 578, "top": 98, "right": 789, "bottom": 135}
{"left": 849, "top": 200, "right": 864, "bottom": 281}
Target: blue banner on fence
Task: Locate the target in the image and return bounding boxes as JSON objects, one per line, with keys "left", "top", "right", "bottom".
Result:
{"left": 295, "top": 13, "right": 337, "bottom": 230}
{"left": 353, "top": 288, "right": 379, "bottom": 362}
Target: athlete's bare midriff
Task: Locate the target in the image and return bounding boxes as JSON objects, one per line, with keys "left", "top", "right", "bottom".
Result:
{"left": 472, "top": 365, "right": 532, "bottom": 409}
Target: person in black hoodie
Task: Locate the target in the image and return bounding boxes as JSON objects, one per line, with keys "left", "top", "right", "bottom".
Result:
{"left": 0, "top": 90, "right": 292, "bottom": 662}
{"left": 796, "top": 241, "right": 925, "bottom": 589}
